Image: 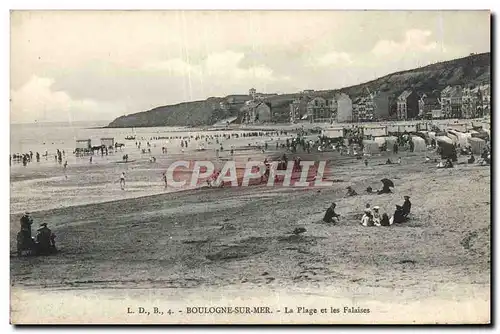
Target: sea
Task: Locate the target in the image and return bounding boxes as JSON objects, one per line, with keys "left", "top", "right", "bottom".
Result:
{"left": 9, "top": 121, "right": 292, "bottom": 214}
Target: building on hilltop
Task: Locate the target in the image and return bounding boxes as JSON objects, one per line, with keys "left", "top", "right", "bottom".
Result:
{"left": 396, "top": 90, "right": 419, "bottom": 120}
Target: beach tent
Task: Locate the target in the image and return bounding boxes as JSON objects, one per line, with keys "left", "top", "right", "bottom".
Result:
{"left": 362, "top": 140, "right": 379, "bottom": 155}
{"left": 414, "top": 132, "right": 428, "bottom": 143}
{"left": 436, "top": 139, "right": 456, "bottom": 160}
{"left": 373, "top": 136, "right": 387, "bottom": 148}
{"left": 448, "top": 130, "right": 469, "bottom": 147}
{"left": 411, "top": 136, "right": 427, "bottom": 152}
{"left": 471, "top": 131, "right": 489, "bottom": 141}
{"left": 385, "top": 136, "right": 398, "bottom": 151}
{"left": 436, "top": 136, "right": 453, "bottom": 145}
{"left": 428, "top": 132, "right": 436, "bottom": 142}
{"left": 446, "top": 132, "right": 459, "bottom": 145}
{"left": 468, "top": 137, "right": 486, "bottom": 155}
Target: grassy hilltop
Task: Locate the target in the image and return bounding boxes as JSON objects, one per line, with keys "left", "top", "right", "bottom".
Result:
{"left": 107, "top": 52, "right": 490, "bottom": 128}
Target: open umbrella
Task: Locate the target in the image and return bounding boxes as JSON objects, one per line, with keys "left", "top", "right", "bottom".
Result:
{"left": 381, "top": 178, "right": 395, "bottom": 188}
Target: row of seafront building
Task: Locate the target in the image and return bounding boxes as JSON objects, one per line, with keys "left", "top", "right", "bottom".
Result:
{"left": 234, "top": 83, "right": 490, "bottom": 125}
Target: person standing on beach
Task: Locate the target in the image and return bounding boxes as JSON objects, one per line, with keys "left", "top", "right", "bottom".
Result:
{"left": 120, "top": 172, "right": 126, "bottom": 190}
{"left": 162, "top": 172, "right": 168, "bottom": 189}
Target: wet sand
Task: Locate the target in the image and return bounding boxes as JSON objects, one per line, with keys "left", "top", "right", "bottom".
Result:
{"left": 10, "top": 148, "right": 491, "bottom": 324}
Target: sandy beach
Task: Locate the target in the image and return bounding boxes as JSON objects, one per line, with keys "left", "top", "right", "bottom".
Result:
{"left": 10, "top": 142, "right": 491, "bottom": 324}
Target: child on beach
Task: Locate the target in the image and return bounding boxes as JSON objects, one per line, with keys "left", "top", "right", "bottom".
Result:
{"left": 120, "top": 172, "right": 126, "bottom": 190}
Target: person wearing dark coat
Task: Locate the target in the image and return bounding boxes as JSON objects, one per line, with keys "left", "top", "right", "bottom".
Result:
{"left": 323, "top": 202, "right": 340, "bottom": 223}
{"left": 345, "top": 186, "right": 358, "bottom": 197}
{"left": 36, "top": 223, "right": 54, "bottom": 254}
{"left": 390, "top": 205, "right": 406, "bottom": 224}
{"left": 402, "top": 196, "right": 411, "bottom": 217}
{"left": 377, "top": 186, "right": 392, "bottom": 194}
{"left": 380, "top": 213, "right": 391, "bottom": 226}
{"left": 393, "top": 143, "right": 399, "bottom": 154}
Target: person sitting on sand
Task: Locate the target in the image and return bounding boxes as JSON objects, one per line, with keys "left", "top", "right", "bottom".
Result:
{"left": 323, "top": 202, "right": 340, "bottom": 224}
{"left": 397, "top": 157, "right": 402, "bottom": 164}
{"left": 380, "top": 213, "right": 391, "bottom": 226}
{"left": 377, "top": 185, "right": 392, "bottom": 195}
{"left": 366, "top": 186, "right": 373, "bottom": 194}
{"left": 36, "top": 222, "right": 54, "bottom": 254}
{"left": 444, "top": 158, "right": 454, "bottom": 168}
{"left": 345, "top": 186, "right": 358, "bottom": 197}
{"left": 424, "top": 156, "right": 431, "bottom": 163}
{"left": 402, "top": 196, "right": 411, "bottom": 218}
{"left": 390, "top": 205, "right": 406, "bottom": 225}
{"left": 372, "top": 206, "right": 381, "bottom": 226}
{"left": 468, "top": 154, "right": 475, "bottom": 164}
{"left": 360, "top": 209, "right": 374, "bottom": 227}
{"left": 386, "top": 158, "right": 393, "bottom": 165}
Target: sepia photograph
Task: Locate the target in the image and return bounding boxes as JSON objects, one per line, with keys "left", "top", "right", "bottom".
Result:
{"left": 9, "top": 9, "right": 491, "bottom": 324}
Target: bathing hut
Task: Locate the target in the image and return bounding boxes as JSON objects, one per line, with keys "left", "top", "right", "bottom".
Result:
{"left": 75, "top": 139, "right": 91, "bottom": 150}
{"left": 436, "top": 136, "right": 453, "bottom": 145}
{"left": 385, "top": 136, "right": 398, "bottom": 151}
{"left": 447, "top": 130, "right": 469, "bottom": 147}
{"left": 468, "top": 137, "right": 486, "bottom": 155}
{"left": 446, "top": 132, "right": 459, "bottom": 145}
{"left": 411, "top": 136, "right": 427, "bottom": 152}
{"left": 373, "top": 136, "right": 387, "bottom": 148}
{"left": 100, "top": 137, "right": 115, "bottom": 148}
{"left": 362, "top": 140, "right": 380, "bottom": 155}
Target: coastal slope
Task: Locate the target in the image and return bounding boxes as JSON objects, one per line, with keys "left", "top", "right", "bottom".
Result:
{"left": 107, "top": 52, "right": 490, "bottom": 128}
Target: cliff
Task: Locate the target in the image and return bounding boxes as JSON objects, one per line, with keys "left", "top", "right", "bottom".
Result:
{"left": 107, "top": 52, "right": 490, "bottom": 127}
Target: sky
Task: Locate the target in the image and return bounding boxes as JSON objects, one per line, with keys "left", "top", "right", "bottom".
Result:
{"left": 10, "top": 10, "right": 491, "bottom": 123}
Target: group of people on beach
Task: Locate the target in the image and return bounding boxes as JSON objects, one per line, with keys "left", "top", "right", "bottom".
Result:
{"left": 16, "top": 212, "right": 56, "bottom": 256}
{"left": 323, "top": 195, "right": 412, "bottom": 227}
{"left": 10, "top": 149, "right": 68, "bottom": 169}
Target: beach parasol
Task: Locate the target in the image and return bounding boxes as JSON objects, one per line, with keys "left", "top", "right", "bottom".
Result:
{"left": 380, "top": 178, "right": 395, "bottom": 188}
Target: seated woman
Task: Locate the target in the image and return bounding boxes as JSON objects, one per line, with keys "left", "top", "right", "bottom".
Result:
{"left": 360, "top": 209, "right": 374, "bottom": 227}
{"left": 323, "top": 202, "right": 340, "bottom": 223}
{"left": 389, "top": 205, "right": 406, "bottom": 225}
{"left": 377, "top": 186, "right": 392, "bottom": 195}
{"left": 372, "top": 206, "right": 381, "bottom": 226}
{"left": 467, "top": 154, "right": 475, "bottom": 164}
{"left": 380, "top": 213, "right": 391, "bottom": 226}
{"left": 345, "top": 186, "right": 358, "bottom": 197}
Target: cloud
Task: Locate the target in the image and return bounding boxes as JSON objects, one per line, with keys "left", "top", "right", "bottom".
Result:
{"left": 143, "top": 51, "right": 281, "bottom": 82}
{"left": 10, "top": 76, "right": 119, "bottom": 123}
{"left": 313, "top": 51, "right": 353, "bottom": 67}
{"left": 371, "top": 29, "right": 439, "bottom": 57}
